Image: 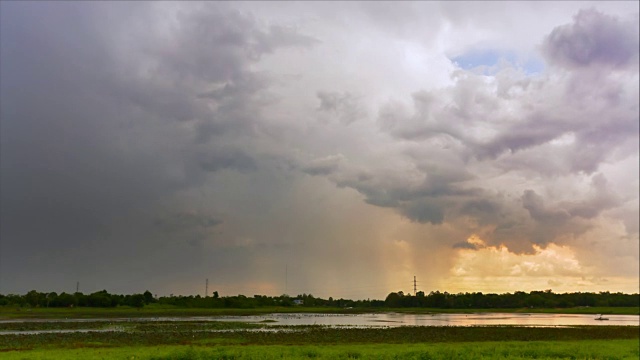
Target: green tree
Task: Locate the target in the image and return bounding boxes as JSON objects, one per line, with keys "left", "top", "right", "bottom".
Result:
{"left": 143, "top": 290, "right": 154, "bottom": 304}
{"left": 385, "top": 292, "right": 403, "bottom": 307}
{"left": 128, "top": 294, "right": 145, "bottom": 308}
{"left": 25, "top": 290, "right": 45, "bottom": 307}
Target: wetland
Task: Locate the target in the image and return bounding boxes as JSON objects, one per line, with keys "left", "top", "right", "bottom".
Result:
{"left": 1, "top": 310, "right": 638, "bottom": 359}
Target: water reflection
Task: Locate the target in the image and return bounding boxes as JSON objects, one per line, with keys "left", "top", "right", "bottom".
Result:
{"left": 218, "top": 312, "right": 640, "bottom": 327}
{"left": 1, "top": 313, "right": 637, "bottom": 328}
{"left": 0, "top": 328, "right": 124, "bottom": 335}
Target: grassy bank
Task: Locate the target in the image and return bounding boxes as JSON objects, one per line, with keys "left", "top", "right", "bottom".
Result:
{"left": 2, "top": 340, "right": 639, "bottom": 360}
{"left": 1, "top": 305, "right": 638, "bottom": 319}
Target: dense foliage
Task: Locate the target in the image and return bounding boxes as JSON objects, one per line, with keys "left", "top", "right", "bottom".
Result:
{"left": 0, "top": 289, "right": 637, "bottom": 309}
{"left": 384, "top": 290, "right": 640, "bottom": 308}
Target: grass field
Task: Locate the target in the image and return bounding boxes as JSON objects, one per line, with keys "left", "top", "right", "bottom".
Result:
{"left": 2, "top": 340, "right": 639, "bottom": 360}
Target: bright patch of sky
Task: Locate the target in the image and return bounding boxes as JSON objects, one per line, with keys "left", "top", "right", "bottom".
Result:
{"left": 451, "top": 49, "right": 545, "bottom": 75}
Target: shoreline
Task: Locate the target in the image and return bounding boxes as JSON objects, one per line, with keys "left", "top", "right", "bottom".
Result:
{"left": 1, "top": 305, "right": 638, "bottom": 320}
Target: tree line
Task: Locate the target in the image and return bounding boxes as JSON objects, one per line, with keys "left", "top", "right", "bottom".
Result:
{"left": 0, "top": 289, "right": 637, "bottom": 309}
{"left": 0, "top": 290, "right": 376, "bottom": 309}
{"left": 384, "top": 290, "right": 639, "bottom": 308}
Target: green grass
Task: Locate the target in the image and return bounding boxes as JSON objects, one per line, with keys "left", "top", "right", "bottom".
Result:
{"left": 2, "top": 340, "right": 638, "bottom": 359}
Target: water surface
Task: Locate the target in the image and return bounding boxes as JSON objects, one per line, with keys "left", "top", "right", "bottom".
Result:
{"left": 1, "top": 312, "right": 637, "bottom": 328}
{"left": 216, "top": 312, "right": 639, "bottom": 327}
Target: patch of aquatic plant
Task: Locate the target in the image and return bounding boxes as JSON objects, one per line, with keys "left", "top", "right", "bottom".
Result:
{"left": 232, "top": 325, "right": 640, "bottom": 345}
{"left": 0, "top": 321, "right": 121, "bottom": 332}
{"left": 1, "top": 324, "right": 637, "bottom": 352}
{"left": 131, "top": 321, "right": 264, "bottom": 332}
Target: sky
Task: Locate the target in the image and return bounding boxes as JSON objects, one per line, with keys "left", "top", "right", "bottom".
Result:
{"left": 1, "top": 1, "right": 638, "bottom": 299}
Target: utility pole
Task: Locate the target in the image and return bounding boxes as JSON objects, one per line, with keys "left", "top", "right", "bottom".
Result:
{"left": 413, "top": 276, "right": 417, "bottom": 295}
{"left": 205, "top": 278, "right": 208, "bottom": 297}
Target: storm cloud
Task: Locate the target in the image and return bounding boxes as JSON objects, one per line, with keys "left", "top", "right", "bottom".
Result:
{"left": 1, "top": 2, "right": 637, "bottom": 297}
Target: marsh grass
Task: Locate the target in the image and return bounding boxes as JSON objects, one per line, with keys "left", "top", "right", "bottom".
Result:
{"left": 1, "top": 324, "right": 637, "bottom": 352}
{"left": 1, "top": 317, "right": 637, "bottom": 359}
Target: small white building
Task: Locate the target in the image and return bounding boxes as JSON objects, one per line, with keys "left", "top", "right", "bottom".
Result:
{"left": 293, "top": 299, "right": 304, "bottom": 305}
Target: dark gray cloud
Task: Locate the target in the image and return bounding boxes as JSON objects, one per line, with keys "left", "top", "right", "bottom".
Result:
{"left": 300, "top": 154, "right": 345, "bottom": 176}
{"left": 518, "top": 173, "right": 622, "bottom": 245}
{"left": 155, "top": 212, "right": 223, "bottom": 233}
{"left": 334, "top": 173, "right": 401, "bottom": 208}
{"left": 564, "top": 174, "right": 620, "bottom": 219}
{"left": 522, "top": 190, "right": 572, "bottom": 224}
{"left": 457, "top": 199, "right": 505, "bottom": 226}
{"left": 148, "top": 6, "right": 317, "bottom": 84}
{"left": 198, "top": 148, "right": 258, "bottom": 173}
{"left": 400, "top": 199, "right": 445, "bottom": 225}
{"left": 0, "top": 2, "right": 319, "bottom": 294}
{"left": 542, "top": 9, "right": 639, "bottom": 69}
{"left": 473, "top": 113, "right": 572, "bottom": 160}
{"left": 327, "top": 161, "right": 488, "bottom": 228}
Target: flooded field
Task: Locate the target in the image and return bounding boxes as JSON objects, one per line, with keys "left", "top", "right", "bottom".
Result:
{"left": 215, "top": 312, "right": 640, "bottom": 327}
{"left": 1, "top": 312, "right": 637, "bottom": 331}
{"left": 1, "top": 316, "right": 637, "bottom": 359}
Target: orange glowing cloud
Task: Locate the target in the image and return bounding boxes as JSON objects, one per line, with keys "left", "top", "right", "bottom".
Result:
{"left": 438, "top": 234, "right": 636, "bottom": 294}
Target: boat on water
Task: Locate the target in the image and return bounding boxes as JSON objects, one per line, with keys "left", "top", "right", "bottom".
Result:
{"left": 594, "top": 314, "right": 609, "bottom": 320}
